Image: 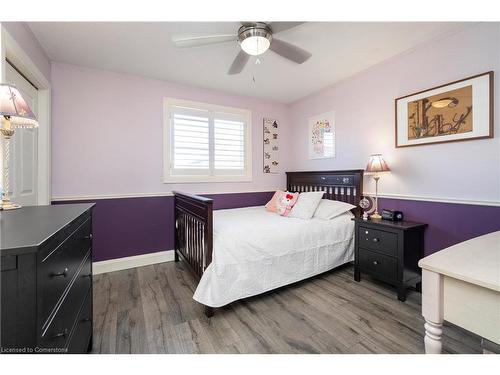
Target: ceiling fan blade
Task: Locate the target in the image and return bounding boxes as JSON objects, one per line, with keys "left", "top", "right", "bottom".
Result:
{"left": 228, "top": 50, "right": 250, "bottom": 75}
{"left": 269, "top": 22, "right": 305, "bottom": 34}
{"left": 172, "top": 34, "right": 237, "bottom": 48}
{"left": 269, "top": 38, "right": 311, "bottom": 64}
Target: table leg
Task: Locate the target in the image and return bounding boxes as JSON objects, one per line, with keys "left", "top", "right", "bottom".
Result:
{"left": 397, "top": 284, "right": 407, "bottom": 302}
{"left": 481, "top": 338, "right": 500, "bottom": 354}
{"left": 424, "top": 320, "right": 443, "bottom": 353}
{"left": 354, "top": 266, "right": 360, "bottom": 282}
{"left": 421, "top": 269, "right": 444, "bottom": 354}
{"left": 416, "top": 281, "right": 422, "bottom": 293}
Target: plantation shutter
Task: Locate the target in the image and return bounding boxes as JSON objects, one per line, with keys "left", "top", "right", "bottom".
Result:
{"left": 171, "top": 106, "right": 210, "bottom": 175}
{"left": 214, "top": 112, "right": 246, "bottom": 173}
{"left": 166, "top": 99, "right": 251, "bottom": 182}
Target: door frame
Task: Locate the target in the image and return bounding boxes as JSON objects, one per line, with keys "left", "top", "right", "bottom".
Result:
{"left": 0, "top": 24, "right": 51, "bottom": 205}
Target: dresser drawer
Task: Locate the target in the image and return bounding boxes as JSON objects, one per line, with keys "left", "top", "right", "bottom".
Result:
{"left": 1, "top": 255, "right": 17, "bottom": 271}
{"left": 358, "top": 248, "right": 397, "bottom": 281}
{"left": 39, "top": 211, "right": 91, "bottom": 260}
{"left": 358, "top": 226, "right": 397, "bottom": 256}
{"left": 39, "top": 250, "right": 92, "bottom": 348}
{"left": 67, "top": 289, "right": 92, "bottom": 354}
{"left": 38, "top": 218, "right": 92, "bottom": 323}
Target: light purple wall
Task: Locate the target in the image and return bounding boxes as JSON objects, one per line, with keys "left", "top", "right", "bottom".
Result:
{"left": 2, "top": 22, "right": 51, "bottom": 83}
{"left": 51, "top": 62, "right": 290, "bottom": 199}
{"left": 289, "top": 23, "right": 500, "bottom": 204}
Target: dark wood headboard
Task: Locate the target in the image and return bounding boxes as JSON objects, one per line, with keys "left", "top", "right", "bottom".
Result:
{"left": 286, "top": 170, "right": 364, "bottom": 216}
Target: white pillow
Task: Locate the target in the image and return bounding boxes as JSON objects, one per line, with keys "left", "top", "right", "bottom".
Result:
{"left": 288, "top": 192, "right": 325, "bottom": 219}
{"left": 313, "top": 199, "right": 356, "bottom": 220}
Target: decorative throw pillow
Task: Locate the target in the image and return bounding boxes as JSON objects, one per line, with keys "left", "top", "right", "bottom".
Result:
{"left": 265, "top": 190, "right": 284, "bottom": 213}
{"left": 313, "top": 199, "right": 356, "bottom": 220}
{"left": 276, "top": 192, "right": 299, "bottom": 217}
{"left": 288, "top": 191, "right": 325, "bottom": 219}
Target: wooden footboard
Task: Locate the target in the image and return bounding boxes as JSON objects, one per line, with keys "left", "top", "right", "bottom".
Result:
{"left": 173, "top": 191, "right": 214, "bottom": 317}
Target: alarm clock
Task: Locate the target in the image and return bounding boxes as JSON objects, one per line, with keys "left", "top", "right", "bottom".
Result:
{"left": 381, "top": 209, "right": 404, "bottom": 221}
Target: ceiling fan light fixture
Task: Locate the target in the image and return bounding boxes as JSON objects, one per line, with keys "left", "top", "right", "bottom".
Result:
{"left": 241, "top": 36, "right": 270, "bottom": 56}
{"left": 238, "top": 23, "right": 272, "bottom": 56}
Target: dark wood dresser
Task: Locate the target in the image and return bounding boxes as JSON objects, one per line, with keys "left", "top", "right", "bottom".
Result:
{"left": 353, "top": 217, "right": 427, "bottom": 302}
{"left": 1, "top": 203, "right": 95, "bottom": 354}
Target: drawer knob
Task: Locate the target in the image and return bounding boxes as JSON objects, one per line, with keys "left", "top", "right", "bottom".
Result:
{"left": 51, "top": 267, "right": 69, "bottom": 278}
{"left": 52, "top": 328, "right": 69, "bottom": 339}
{"left": 372, "top": 260, "right": 379, "bottom": 266}
{"left": 372, "top": 238, "right": 380, "bottom": 243}
{"left": 82, "top": 317, "right": 92, "bottom": 323}
{"left": 365, "top": 230, "right": 369, "bottom": 234}
{"left": 84, "top": 234, "right": 93, "bottom": 240}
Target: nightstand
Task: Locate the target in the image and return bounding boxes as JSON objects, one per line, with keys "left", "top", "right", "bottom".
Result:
{"left": 353, "top": 217, "right": 427, "bottom": 302}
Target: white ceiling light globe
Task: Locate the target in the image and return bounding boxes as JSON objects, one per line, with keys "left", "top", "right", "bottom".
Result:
{"left": 241, "top": 36, "right": 270, "bottom": 56}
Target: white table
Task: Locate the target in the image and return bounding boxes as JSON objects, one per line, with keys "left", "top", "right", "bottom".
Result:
{"left": 418, "top": 231, "right": 500, "bottom": 354}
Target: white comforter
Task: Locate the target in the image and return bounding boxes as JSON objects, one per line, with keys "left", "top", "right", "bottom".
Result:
{"left": 193, "top": 206, "right": 355, "bottom": 307}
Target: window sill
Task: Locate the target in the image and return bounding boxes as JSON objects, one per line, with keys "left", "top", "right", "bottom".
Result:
{"left": 164, "top": 175, "right": 253, "bottom": 184}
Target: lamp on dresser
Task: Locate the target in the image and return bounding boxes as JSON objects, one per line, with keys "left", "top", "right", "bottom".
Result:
{"left": 0, "top": 84, "right": 38, "bottom": 210}
{"left": 365, "top": 153, "right": 390, "bottom": 219}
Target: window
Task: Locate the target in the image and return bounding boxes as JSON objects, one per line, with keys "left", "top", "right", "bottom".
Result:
{"left": 164, "top": 98, "right": 252, "bottom": 183}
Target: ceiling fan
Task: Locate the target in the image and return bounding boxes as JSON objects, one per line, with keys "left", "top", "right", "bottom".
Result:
{"left": 172, "top": 22, "right": 312, "bottom": 75}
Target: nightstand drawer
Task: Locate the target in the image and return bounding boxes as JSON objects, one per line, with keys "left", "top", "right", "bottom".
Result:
{"left": 358, "top": 248, "right": 397, "bottom": 280}
{"left": 358, "top": 226, "right": 397, "bottom": 256}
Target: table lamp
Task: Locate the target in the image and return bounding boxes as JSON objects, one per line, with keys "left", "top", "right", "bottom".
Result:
{"left": 365, "top": 154, "right": 390, "bottom": 219}
{"left": 0, "top": 84, "right": 39, "bottom": 210}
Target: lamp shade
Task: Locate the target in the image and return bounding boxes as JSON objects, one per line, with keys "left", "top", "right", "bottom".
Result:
{"left": 366, "top": 154, "right": 390, "bottom": 173}
{"left": 0, "top": 84, "right": 38, "bottom": 128}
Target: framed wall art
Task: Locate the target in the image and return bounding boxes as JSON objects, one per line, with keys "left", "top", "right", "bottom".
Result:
{"left": 308, "top": 111, "right": 335, "bottom": 159}
{"left": 395, "top": 71, "right": 493, "bottom": 148}
{"left": 263, "top": 118, "right": 279, "bottom": 173}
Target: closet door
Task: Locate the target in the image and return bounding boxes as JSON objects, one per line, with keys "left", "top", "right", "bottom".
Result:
{"left": 5, "top": 61, "right": 38, "bottom": 207}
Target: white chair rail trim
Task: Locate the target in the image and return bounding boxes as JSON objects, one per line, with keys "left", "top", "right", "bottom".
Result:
{"left": 51, "top": 188, "right": 281, "bottom": 201}
{"left": 54, "top": 190, "right": 500, "bottom": 207}
{"left": 363, "top": 192, "right": 500, "bottom": 207}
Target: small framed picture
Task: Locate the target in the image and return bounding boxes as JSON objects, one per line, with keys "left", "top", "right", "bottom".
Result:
{"left": 395, "top": 71, "right": 493, "bottom": 148}
{"left": 308, "top": 111, "right": 335, "bottom": 159}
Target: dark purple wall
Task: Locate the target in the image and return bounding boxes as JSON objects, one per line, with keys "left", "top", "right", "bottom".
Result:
{"left": 378, "top": 198, "right": 500, "bottom": 256}
{"left": 53, "top": 191, "right": 274, "bottom": 262}
{"left": 53, "top": 192, "right": 500, "bottom": 262}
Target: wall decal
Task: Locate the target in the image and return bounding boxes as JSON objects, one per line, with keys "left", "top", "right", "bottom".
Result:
{"left": 263, "top": 118, "right": 279, "bottom": 173}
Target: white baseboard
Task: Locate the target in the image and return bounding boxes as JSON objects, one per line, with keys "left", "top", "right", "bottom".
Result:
{"left": 93, "top": 250, "right": 175, "bottom": 275}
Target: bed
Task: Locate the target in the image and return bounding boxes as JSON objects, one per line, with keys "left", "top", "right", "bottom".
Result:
{"left": 173, "top": 170, "right": 364, "bottom": 317}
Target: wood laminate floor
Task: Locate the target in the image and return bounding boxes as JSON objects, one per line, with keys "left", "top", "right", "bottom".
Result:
{"left": 92, "top": 262, "right": 481, "bottom": 354}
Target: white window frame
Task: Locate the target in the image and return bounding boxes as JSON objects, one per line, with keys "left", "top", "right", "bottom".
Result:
{"left": 163, "top": 97, "right": 252, "bottom": 183}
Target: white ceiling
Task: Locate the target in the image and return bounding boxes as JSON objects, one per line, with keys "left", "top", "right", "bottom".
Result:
{"left": 28, "top": 22, "right": 472, "bottom": 103}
